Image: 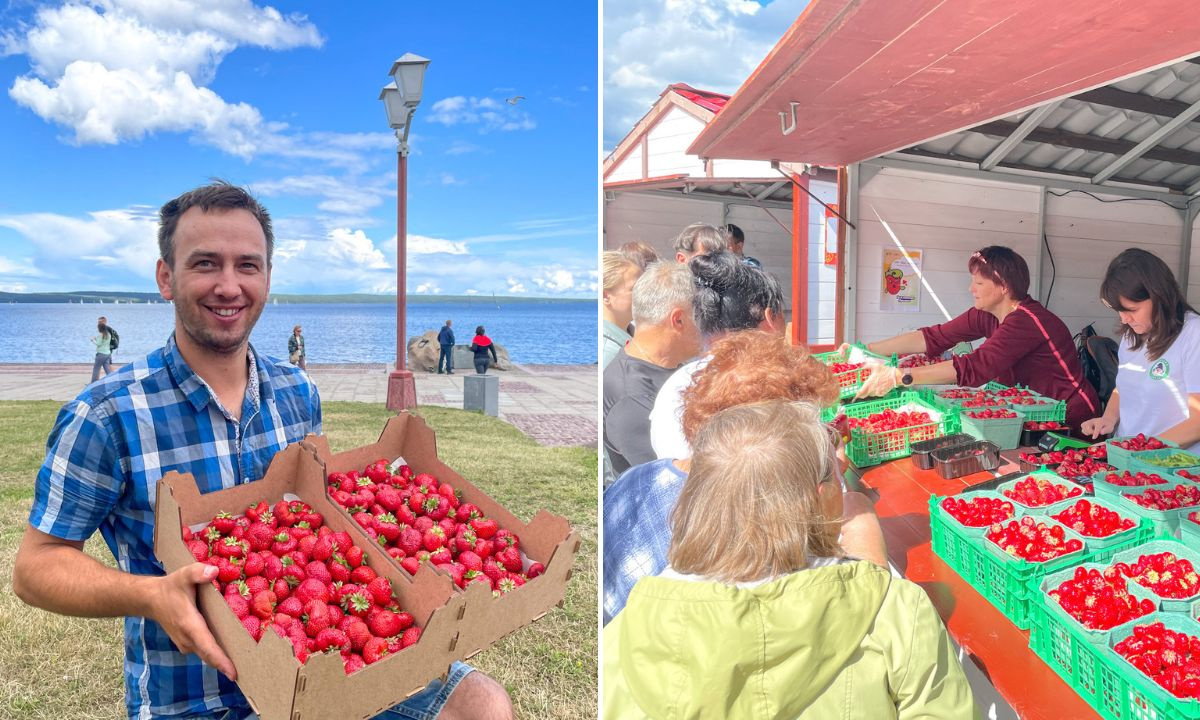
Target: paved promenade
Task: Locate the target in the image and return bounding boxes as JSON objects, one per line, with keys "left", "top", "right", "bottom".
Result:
{"left": 0, "top": 362, "right": 598, "bottom": 448}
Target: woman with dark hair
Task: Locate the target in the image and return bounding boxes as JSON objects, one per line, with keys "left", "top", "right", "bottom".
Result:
{"left": 856, "top": 245, "right": 1100, "bottom": 429}
{"left": 1081, "top": 249, "right": 1200, "bottom": 449}
{"left": 647, "top": 251, "right": 787, "bottom": 459}
{"left": 469, "top": 325, "right": 499, "bottom": 374}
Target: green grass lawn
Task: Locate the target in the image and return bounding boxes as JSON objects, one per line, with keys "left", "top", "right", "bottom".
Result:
{"left": 0, "top": 401, "right": 597, "bottom": 719}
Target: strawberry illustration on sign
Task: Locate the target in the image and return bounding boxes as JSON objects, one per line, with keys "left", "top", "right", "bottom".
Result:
{"left": 884, "top": 268, "right": 904, "bottom": 295}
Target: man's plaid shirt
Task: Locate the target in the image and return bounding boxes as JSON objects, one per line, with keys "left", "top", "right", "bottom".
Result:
{"left": 29, "top": 334, "right": 321, "bottom": 719}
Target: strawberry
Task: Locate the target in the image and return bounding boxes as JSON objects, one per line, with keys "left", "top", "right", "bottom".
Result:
{"left": 304, "top": 561, "right": 332, "bottom": 585}
{"left": 271, "top": 532, "right": 298, "bottom": 556}
{"left": 302, "top": 600, "right": 332, "bottom": 637}
{"left": 400, "top": 557, "right": 420, "bottom": 575}
{"left": 212, "top": 512, "right": 236, "bottom": 535}
{"left": 447, "top": 563, "right": 466, "bottom": 588}
{"left": 310, "top": 536, "right": 334, "bottom": 562}
{"left": 187, "top": 539, "right": 210, "bottom": 563}
{"left": 343, "top": 591, "right": 373, "bottom": 619}
{"left": 366, "top": 577, "right": 393, "bottom": 607}
{"left": 293, "top": 578, "right": 330, "bottom": 607}
{"left": 250, "top": 590, "right": 276, "bottom": 620}
{"left": 329, "top": 555, "right": 352, "bottom": 583}
{"left": 374, "top": 514, "right": 402, "bottom": 543}
{"left": 429, "top": 548, "right": 453, "bottom": 566}
{"left": 277, "top": 596, "right": 303, "bottom": 618}
{"left": 342, "top": 652, "right": 365, "bottom": 675}
{"left": 215, "top": 537, "right": 247, "bottom": 559}
{"left": 496, "top": 546, "right": 523, "bottom": 573}
{"left": 241, "top": 615, "right": 262, "bottom": 640}
{"left": 217, "top": 558, "right": 242, "bottom": 584}
{"left": 395, "top": 611, "right": 414, "bottom": 631}
{"left": 474, "top": 539, "right": 495, "bottom": 560}
{"left": 400, "top": 626, "right": 421, "bottom": 648}
{"left": 368, "top": 609, "right": 403, "bottom": 638}
{"left": 245, "top": 500, "right": 269, "bottom": 523}
{"left": 226, "top": 594, "right": 250, "bottom": 619}
{"left": 482, "top": 560, "right": 505, "bottom": 584}
{"left": 496, "top": 577, "right": 518, "bottom": 595}
{"left": 345, "top": 545, "right": 364, "bottom": 568}
{"left": 456, "top": 503, "right": 482, "bottom": 523}
{"left": 362, "top": 636, "right": 390, "bottom": 664}
{"left": 313, "top": 628, "right": 350, "bottom": 653}
{"left": 344, "top": 619, "right": 372, "bottom": 652}
{"left": 262, "top": 554, "right": 284, "bottom": 581}
{"left": 243, "top": 552, "right": 265, "bottom": 577}
{"left": 350, "top": 565, "right": 377, "bottom": 586}
{"left": 398, "top": 527, "right": 422, "bottom": 556}
{"left": 527, "top": 562, "right": 545, "bottom": 579}
{"left": 422, "top": 526, "right": 446, "bottom": 552}
{"left": 245, "top": 522, "right": 275, "bottom": 552}
{"left": 458, "top": 551, "right": 483, "bottom": 573}
{"left": 413, "top": 516, "right": 434, "bottom": 534}
{"left": 470, "top": 517, "right": 498, "bottom": 539}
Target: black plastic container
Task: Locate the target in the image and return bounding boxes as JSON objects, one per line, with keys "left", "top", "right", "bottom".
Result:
{"left": 910, "top": 433, "right": 975, "bottom": 471}
{"left": 932, "top": 440, "right": 1002, "bottom": 479}
{"left": 1019, "top": 428, "right": 1047, "bottom": 447}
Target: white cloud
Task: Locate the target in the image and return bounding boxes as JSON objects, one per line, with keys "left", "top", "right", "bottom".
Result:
{"left": 440, "top": 173, "right": 464, "bottom": 186}
{"left": 533, "top": 269, "right": 577, "bottom": 293}
{"left": 251, "top": 175, "right": 391, "bottom": 224}
{"left": 1, "top": 0, "right": 361, "bottom": 162}
{"left": 465, "top": 289, "right": 478, "bottom": 295}
{"left": 604, "top": 0, "right": 807, "bottom": 148}
{"left": 0, "top": 206, "right": 160, "bottom": 287}
{"left": 414, "top": 282, "right": 441, "bottom": 294}
{"left": 427, "top": 95, "right": 536, "bottom": 132}
{"left": 506, "top": 276, "right": 526, "bottom": 294}
{"left": 408, "top": 235, "right": 469, "bottom": 255}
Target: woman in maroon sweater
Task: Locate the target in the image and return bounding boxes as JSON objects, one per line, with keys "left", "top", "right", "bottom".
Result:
{"left": 856, "top": 246, "right": 1101, "bottom": 429}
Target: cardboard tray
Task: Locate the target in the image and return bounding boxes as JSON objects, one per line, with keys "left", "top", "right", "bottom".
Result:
{"left": 154, "top": 442, "right": 470, "bottom": 720}
{"left": 303, "top": 412, "right": 581, "bottom": 659}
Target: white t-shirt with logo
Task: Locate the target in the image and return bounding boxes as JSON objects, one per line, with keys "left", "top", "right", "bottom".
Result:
{"left": 1116, "top": 312, "right": 1200, "bottom": 454}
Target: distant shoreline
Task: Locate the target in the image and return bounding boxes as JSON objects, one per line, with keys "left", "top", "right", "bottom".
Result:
{"left": 0, "top": 291, "right": 593, "bottom": 305}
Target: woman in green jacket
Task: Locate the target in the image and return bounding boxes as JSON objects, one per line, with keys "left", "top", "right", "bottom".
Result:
{"left": 603, "top": 401, "right": 977, "bottom": 719}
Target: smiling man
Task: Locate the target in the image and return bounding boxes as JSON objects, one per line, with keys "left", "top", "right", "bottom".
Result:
{"left": 12, "top": 181, "right": 512, "bottom": 720}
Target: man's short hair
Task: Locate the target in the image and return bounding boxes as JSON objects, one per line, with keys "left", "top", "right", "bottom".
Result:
{"left": 672, "top": 223, "right": 726, "bottom": 258}
{"left": 632, "top": 261, "right": 695, "bottom": 327}
{"left": 158, "top": 180, "right": 274, "bottom": 268}
{"left": 725, "top": 223, "right": 744, "bottom": 244}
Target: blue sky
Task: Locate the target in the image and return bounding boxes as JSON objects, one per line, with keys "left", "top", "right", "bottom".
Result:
{"left": 0, "top": 1, "right": 598, "bottom": 297}
{"left": 603, "top": 0, "right": 804, "bottom": 151}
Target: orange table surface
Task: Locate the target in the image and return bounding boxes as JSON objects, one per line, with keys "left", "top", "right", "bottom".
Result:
{"left": 851, "top": 456, "right": 1101, "bottom": 720}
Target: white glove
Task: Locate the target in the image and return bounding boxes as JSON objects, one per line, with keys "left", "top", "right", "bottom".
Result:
{"left": 854, "top": 364, "right": 899, "bottom": 400}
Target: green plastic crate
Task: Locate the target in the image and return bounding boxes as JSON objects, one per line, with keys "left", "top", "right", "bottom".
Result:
{"left": 997, "top": 471, "right": 1088, "bottom": 515}
{"left": 1128, "top": 449, "right": 1200, "bottom": 478}
{"left": 1092, "top": 468, "right": 1172, "bottom": 502}
{"left": 1036, "top": 562, "right": 1160, "bottom": 645}
{"left": 1046, "top": 497, "right": 1153, "bottom": 553}
{"left": 1027, "top": 602, "right": 1197, "bottom": 720}
{"left": 932, "top": 496, "right": 1152, "bottom": 630}
{"left": 983, "top": 381, "right": 1068, "bottom": 423}
{"left": 960, "top": 408, "right": 1025, "bottom": 450}
{"left": 1107, "top": 613, "right": 1200, "bottom": 720}
{"left": 844, "top": 393, "right": 959, "bottom": 468}
{"left": 1110, "top": 484, "right": 1200, "bottom": 539}
{"left": 813, "top": 344, "right": 896, "bottom": 401}
{"left": 1107, "top": 436, "right": 1180, "bottom": 473}
{"left": 1109, "top": 539, "right": 1200, "bottom": 613}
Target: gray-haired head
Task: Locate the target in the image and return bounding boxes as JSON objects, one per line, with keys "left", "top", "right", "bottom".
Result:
{"left": 632, "top": 260, "right": 696, "bottom": 327}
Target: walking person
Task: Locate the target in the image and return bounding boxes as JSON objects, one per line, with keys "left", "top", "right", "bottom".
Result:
{"left": 287, "top": 324, "right": 306, "bottom": 370}
{"left": 470, "top": 325, "right": 499, "bottom": 374}
{"left": 438, "top": 319, "right": 456, "bottom": 374}
{"left": 90, "top": 315, "right": 116, "bottom": 383}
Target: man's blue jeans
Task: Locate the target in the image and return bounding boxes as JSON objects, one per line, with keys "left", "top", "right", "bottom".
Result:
{"left": 438, "top": 344, "right": 454, "bottom": 373}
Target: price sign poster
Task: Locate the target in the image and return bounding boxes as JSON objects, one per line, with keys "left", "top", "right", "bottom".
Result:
{"left": 881, "top": 247, "right": 922, "bottom": 313}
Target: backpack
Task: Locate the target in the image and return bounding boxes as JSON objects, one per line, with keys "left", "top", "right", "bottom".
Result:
{"left": 108, "top": 327, "right": 120, "bottom": 353}
{"left": 1074, "top": 323, "right": 1118, "bottom": 405}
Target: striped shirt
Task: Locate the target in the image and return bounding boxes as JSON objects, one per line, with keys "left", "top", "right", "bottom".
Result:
{"left": 29, "top": 333, "right": 322, "bottom": 719}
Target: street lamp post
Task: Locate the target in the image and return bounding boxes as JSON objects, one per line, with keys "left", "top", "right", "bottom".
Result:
{"left": 380, "top": 53, "right": 430, "bottom": 412}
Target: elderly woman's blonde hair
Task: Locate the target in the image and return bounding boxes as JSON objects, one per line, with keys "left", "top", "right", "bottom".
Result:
{"left": 602, "top": 250, "right": 641, "bottom": 292}
{"left": 668, "top": 400, "right": 842, "bottom": 583}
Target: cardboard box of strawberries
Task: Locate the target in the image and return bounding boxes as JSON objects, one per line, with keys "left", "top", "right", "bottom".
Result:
{"left": 153, "top": 412, "right": 579, "bottom": 720}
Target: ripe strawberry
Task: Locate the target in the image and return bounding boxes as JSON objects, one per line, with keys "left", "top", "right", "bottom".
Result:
{"left": 245, "top": 500, "right": 268, "bottom": 523}
{"left": 395, "top": 611, "right": 414, "bottom": 631}
{"left": 429, "top": 548, "right": 453, "bottom": 566}
{"left": 447, "top": 563, "right": 466, "bottom": 588}
{"left": 401, "top": 557, "right": 420, "bottom": 575}
{"left": 263, "top": 554, "right": 284, "bottom": 581}
{"left": 242, "top": 552, "right": 265, "bottom": 577}
{"left": 304, "top": 561, "right": 331, "bottom": 585}
{"left": 226, "top": 594, "right": 250, "bottom": 619}
{"left": 368, "top": 609, "right": 403, "bottom": 638}
{"left": 217, "top": 558, "right": 242, "bottom": 584}
{"left": 496, "top": 546, "right": 523, "bottom": 573}
{"left": 250, "top": 590, "right": 276, "bottom": 620}
{"left": 496, "top": 577, "right": 518, "bottom": 595}
{"left": 456, "top": 503, "right": 482, "bottom": 523}
{"left": 313, "top": 628, "right": 350, "bottom": 653}
{"left": 215, "top": 537, "right": 247, "bottom": 559}
{"left": 350, "top": 565, "right": 377, "bottom": 585}
{"left": 342, "top": 652, "right": 365, "bottom": 675}
{"left": 400, "top": 627, "right": 421, "bottom": 648}
{"left": 413, "top": 516, "right": 434, "bottom": 534}
{"left": 187, "top": 539, "right": 210, "bottom": 563}
{"left": 366, "top": 577, "right": 393, "bottom": 607}
{"left": 225, "top": 579, "right": 250, "bottom": 600}
{"left": 526, "top": 562, "right": 545, "bottom": 579}
{"left": 329, "top": 555, "right": 352, "bottom": 583}
{"left": 212, "top": 512, "right": 236, "bottom": 535}
{"left": 345, "top": 545, "right": 364, "bottom": 568}
{"left": 482, "top": 560, "right": 505, "bottom": 584}
{"left": 474, "top": 539, "right": 495, "bottom": 560}
{"left": 270, "top": 578, "right": 290, "bottom": 600}
{"left": 272, "top": 532, "right": 298, "bottom": 556}
{"left": 245, "top": 522, "right": 275, "bottom": 552}
{"left": 302, "top": 600, "right": 332, "bottom": 637}
{"left": 277, "top": 596, "right": 303, "bottom": 618}
{"left": 344, "top": 619, "right": 372, "bottom": 652}
{"left": 397, "top": 527, "right": 422, "bottom": 556}
{"left": 362, "top": 636, "right": 390, "bottom": 664}
{"left": 241, "top": 615, "right": 262, "bottom": 640}
{"left": 343, "top": 591, "right": 373, "bottom": 619}
{"left": 422, "top": 526, "right": 446, "bottom": 552}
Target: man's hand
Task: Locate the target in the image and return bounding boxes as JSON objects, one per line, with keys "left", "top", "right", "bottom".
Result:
{"left": 148, "top": 563, "right": 237, "bottom": 681}
{"left": 854, "top": 364, "right": 899, "bottom": 400}
{"left": 1080, "top": 416, "right": 1116, "bottom": 440}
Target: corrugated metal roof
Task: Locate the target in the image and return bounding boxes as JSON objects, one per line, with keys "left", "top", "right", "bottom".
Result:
{"left": 902, "top": 58, "right": 1200, "bottom": 194}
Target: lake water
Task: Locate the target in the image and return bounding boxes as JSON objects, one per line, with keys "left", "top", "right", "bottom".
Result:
{"left": 0, "top": 301, "right": 598, "bottom": 365}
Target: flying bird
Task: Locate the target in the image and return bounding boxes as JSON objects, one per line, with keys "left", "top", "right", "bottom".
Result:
{"left": 506, "top": 96, "right": 525, "bottom": 105}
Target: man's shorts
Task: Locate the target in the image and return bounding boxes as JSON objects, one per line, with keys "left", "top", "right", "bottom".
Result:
{"left": 208, "top": 661, "right": 474, "bottom": 720}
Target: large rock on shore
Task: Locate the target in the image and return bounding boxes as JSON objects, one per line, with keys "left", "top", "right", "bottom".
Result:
{"left": 407, "top": 330, "right": 513, "bottom": 372}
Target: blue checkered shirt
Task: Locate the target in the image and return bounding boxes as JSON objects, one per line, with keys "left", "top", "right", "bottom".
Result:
{"left": 602, "top": 458, "right": 687, "bottom": 625}
{"left": 29, "top": 334, "right": 321, "bottom": 719}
